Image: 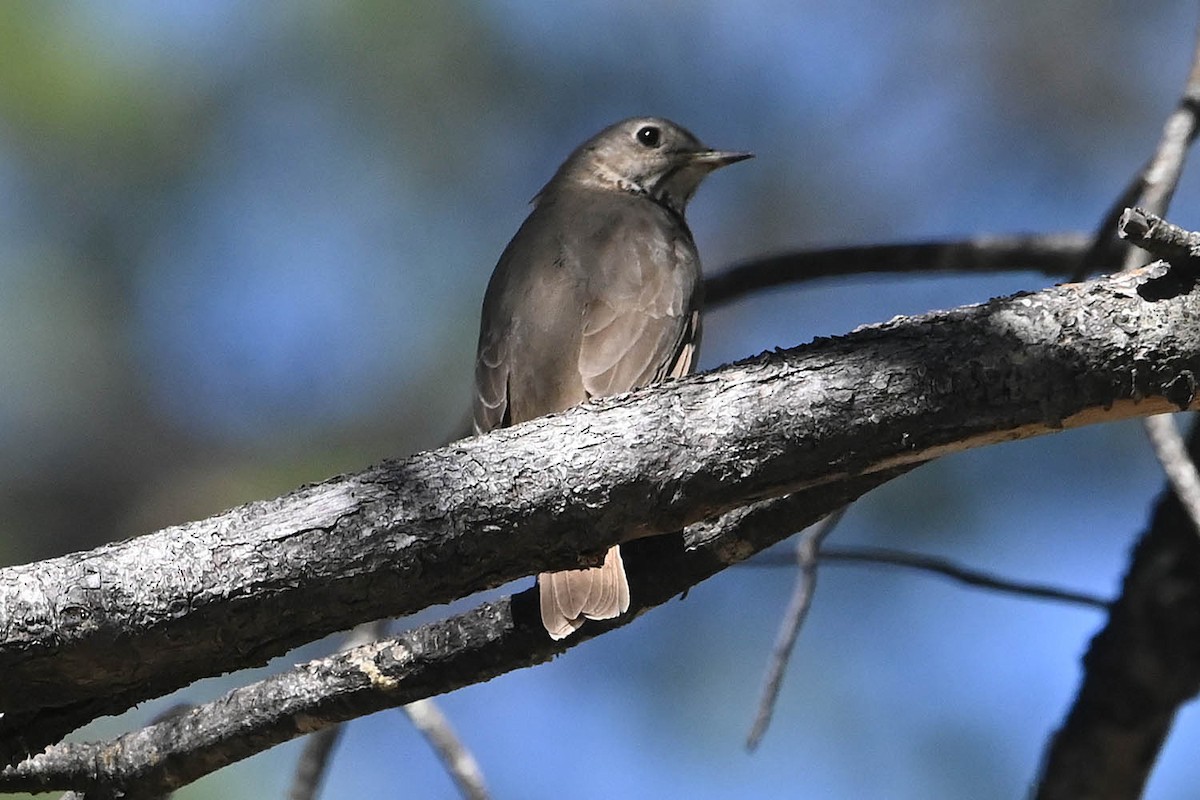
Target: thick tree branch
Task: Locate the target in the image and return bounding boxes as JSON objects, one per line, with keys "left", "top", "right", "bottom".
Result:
{"left": 1034, "top": 422, "right": 1200, "bottom": 800}
{"left": 1036, "top": 20, "right": 1200, "bottom": 797}
{"left": 4, "top": 264, "right": 1200, "bottom": 766}
{"left": 1, "top": 472, "right": 901, "bottom": 795}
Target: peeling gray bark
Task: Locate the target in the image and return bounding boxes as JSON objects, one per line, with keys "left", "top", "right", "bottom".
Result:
{"left": 2, "top": 264, "right": 1199, "bottom": 765}
{"left": 0, "top": 471, "right": 900, "bottom": 796}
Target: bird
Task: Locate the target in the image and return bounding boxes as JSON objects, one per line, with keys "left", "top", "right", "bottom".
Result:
{"left": 472, "top": 117, "right": 751, "bottom": 639}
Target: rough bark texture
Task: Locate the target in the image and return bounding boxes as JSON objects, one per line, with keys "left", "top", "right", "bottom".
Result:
{"left": 0, "top": 472, "right": 900, "bottom": 795}
{"left": 2, "top": 265, "right": 1199, "bottom": 765}
{"left": 1035, "top": 421, "right": 1200, "bottom": 799}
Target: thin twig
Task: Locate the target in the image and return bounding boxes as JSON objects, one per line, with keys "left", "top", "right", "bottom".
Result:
{"left": 745, "top": 537, "right": 1110, "bottom": 747}
{"left": 816, "top": 547, "right": 1105, "bottom": 610}
{"left": 745, "top": 546, "right": 1107, "bottom": 609}
{"left": 705, "top": 233, "right": 1089, "bottom": 308}
{"left": 1142, "top": 415, "right": 1200, "bottom": 540}
{"left": 1073, "top": 160, "right": 1151, "bottom": 280}
{"left": 404, "top": 700, "right": 490, "bottom": 800}
{"left": 745, "top": 508, "right": 847, "bottom": 751}
{"left": 289, "top": 619, "right": 490, "bottom": 800}
{"left": 1076, "top": 21, "right": 1200, "bottom": 279}
{"left": 1037, "top": 17, "right": 1200, "bottom": 800}
{"left": 1076, "top": 24, "right": 1200, "bottom": 280}
{"left": 1112, "top": 21, "right": 1200, "bottom": 548}
{"left": 1118, "top": 207, "right": 1200, "bottom": 264}
{"left": 288, "top": 622, "right": 386, "bottom": 800}
{"left": 288, "top": 726, "right": 341, "bottom": 800}
{"left": 1121, "top": 40, "right": 1200, "bottom": 271}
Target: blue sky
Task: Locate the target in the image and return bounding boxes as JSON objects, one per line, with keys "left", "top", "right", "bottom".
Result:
{"left": 3, "top": 2, "right": 1200, "bottom": 798}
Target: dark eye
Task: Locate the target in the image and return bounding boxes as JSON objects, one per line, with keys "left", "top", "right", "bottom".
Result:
{"left": 636, "top": 125, "right": 661, "bottom": 148}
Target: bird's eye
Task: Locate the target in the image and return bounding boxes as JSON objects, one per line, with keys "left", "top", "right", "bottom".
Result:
{"left": 636, "top": 125, "right": 662, "bottom": 148}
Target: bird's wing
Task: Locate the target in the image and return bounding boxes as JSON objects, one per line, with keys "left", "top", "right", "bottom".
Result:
{"left": 473, "top": 324, "right": 510, "bottom": 434}
{"left": 474, "top": 194, "right": 702, "bottom": 433}
{"left": 473, "top": 221, "right": 530, "bottom": 435}
{"left": 577, "top": 221, "right": 702, "bottom": 397}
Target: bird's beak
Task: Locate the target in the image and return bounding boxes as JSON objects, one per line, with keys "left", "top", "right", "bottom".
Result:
{"left": 687, "top": 149, "right": 754, "bottom": 169}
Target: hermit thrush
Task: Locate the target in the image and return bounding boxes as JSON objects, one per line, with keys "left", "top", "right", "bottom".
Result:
{"left": 473, "top": 117, "right": 751, "bottom": 639}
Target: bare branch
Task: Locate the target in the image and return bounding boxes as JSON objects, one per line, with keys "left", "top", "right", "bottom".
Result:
{"left": 287, "top": 725, "right": 341, "bottom": 800}
{"left": 746, "top": 508, "right": 846, "bottom": 751}
{"left": 1123, "top": 27, "right": 1200, "bottom": 259}
{"left": 0, "top": 472, "right": 903, "bottom": 796}
{"left": 1143, "top": 414, "right": 1200, "bottom": 541}
{"left": 705, "top": 233, "right": 1090, "bottom": 308}
{"left": 4, "top": 263, "right": 1200, "bottom": 766}
{"left": 288, "top": 621, "right": 386, "bottom": 800}
{"left": 1076, "top": 22, "right": 1200, "bottom": 280}
{"left": 1075, "top": 162, "right": 1153, "bottom": 280}
{"left": 749, "top": 546, "right": 1108, "bottom": 610}
{"left": 1035, "top": 423, "right": 1200, "bottom": 799}
{"left": 1119, "top": 206, "right": 1200, "bottom": 264}
{"left": 1037, "top": 20, "right": 1200, "bottom": 799}
{"left": 403, "top": 700, "right": 490, "bottom": 800}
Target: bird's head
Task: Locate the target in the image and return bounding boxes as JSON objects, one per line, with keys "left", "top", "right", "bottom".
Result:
{"left": 541, "top": 117, "right": 752, "bottom": 216}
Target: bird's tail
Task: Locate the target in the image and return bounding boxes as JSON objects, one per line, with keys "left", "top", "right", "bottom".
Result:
{"left": 538, "top": 545, "right": 630, "bottom": 639}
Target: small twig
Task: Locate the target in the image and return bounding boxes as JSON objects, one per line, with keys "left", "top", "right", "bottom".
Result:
{"left": 1121, "top": 44, "right": 1200, "bottom": 272}
{"left": 288, "top": 619, "right": 490, "bottom": 800}
{"left": 1120, "top": 34, "right": 1200, "bottom": 266}
{"left": 1076, "top": 24, "right": 1200, "bottom": 279}
{"left": 1142, "top": 414, "right": 1200, "bottom": 540}
{"left": 817, "top": 547, "right": 1107, "bottom": 610}
{"left": 1074, "top": 164, "right": 1150, "bottom": 280}
{"left": 404, "top": 699, "right": 490, "bottom": 800}
{"left": 1037, "top": 19, "right": 1200, "bottom": 799}
{"left": 745, "top": 546, "right": 1108, "bottom": 609}
{"left": 288, "top": 621, "right": 387, "bottom": 800}
{"left": 706, "top": 233, "right": 1089, "bottom": 308}
{"left": 745, "top": 508, "right": 847, "bottom": 751}
{"left": 1118, "top": 207, "right": 1200, "bottom": 265}
{"left": 288, "top": 727, "right": 341, "bottom": 800}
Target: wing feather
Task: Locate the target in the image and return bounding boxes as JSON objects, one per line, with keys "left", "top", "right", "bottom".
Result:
{"left": 578, "top": 222, "right": 701, "bottom": 397}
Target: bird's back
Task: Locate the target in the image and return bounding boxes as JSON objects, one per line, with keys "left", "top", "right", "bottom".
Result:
{"left": 473, "top": 184, "right": 703, "bottom": 432}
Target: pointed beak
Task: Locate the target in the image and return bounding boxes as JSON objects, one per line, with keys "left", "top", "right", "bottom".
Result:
{"left": 687, "top": 149, "right": 754, "bottom": 169}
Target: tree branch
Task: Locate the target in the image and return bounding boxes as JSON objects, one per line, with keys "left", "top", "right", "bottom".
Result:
{"left": 746, "top": 508, "right": 846, "bottom": 751}
{"left": 4, "top": 263, "right": 1200, "bottom": 766}
{"left": 1122, "top": 206, "right": 1200, "bottom": 257}
{"left": 1035, "top": 19, "right": 1200, "bottom": 797}
{"left": 1034, "top": 422, "right": 1200, "bottom": 799}
{"left": 1075, "top": 21, "right": 1200, "bottom": 281}
{"left": 705, "top": 233, "right": 1091, "bottom": 307}
{"left": 1, "top": 472, "right": 903, "bottom": 795}
{"left": 747, "top": 546, "right": 1109, "bottom": 609}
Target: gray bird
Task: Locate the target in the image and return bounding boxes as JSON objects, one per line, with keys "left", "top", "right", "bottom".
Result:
{"left": 473, "top": 117, "right": 751, "bottom": 639}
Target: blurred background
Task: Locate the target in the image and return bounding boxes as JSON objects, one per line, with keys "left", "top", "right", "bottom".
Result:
{"left": 2, "top": 1, "right": 1199, "bottom": 797}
